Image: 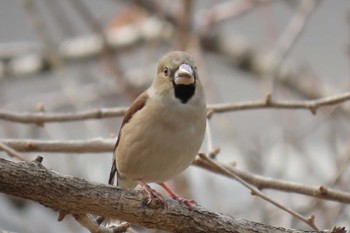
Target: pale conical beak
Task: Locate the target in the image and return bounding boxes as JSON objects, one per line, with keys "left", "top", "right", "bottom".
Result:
{"left": 174, "top": 64, "right": 194, "bottom": 85}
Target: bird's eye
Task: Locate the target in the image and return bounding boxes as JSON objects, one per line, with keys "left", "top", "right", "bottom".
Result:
{"left": 163, "top": 67, "right": 169, "bottom": 76}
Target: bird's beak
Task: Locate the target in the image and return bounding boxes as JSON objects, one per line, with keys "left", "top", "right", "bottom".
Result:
{"left": 174, "top": 64, "right": 194, "bottom": 85}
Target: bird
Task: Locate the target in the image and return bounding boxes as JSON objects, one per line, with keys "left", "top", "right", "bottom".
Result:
{"left": 108, "top": 51, "right": 207, "bottom": 208}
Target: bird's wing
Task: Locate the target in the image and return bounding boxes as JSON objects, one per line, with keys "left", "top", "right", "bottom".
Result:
{"left": 108, "top": 91, "right": 149, "bottom": 185}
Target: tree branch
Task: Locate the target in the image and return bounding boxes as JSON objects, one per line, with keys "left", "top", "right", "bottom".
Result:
{"left": 0, "top": 157, "right": 338, "bottom": 233}
{"left": 197, "top": 154, "right": 320, "bottom": 231}
{"left": 0, "top": 138, "right": 114, "bottom": 153}
{"left": 1, "top": 91, "right": 350, "bottom": 124}
{"left": 1, "top": 138, "right": 350, "bottom": 206}
{"left": 193, "top": 155, "right": 350, "bottom": 204}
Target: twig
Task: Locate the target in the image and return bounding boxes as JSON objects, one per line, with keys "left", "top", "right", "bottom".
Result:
{"left": 2, "top": 91, "right": 350, "bottom": 124}
{"left": 193, "top": 155, "right": 350, "bottom": 204}
{"left": 73, "top": 214, "right": 130, "bottom": 233}
{"left": 205, "top": 119, "right": 220, "bottom": 159}
{"left": 197, "top": 0, "right": 272, "bottom": 31}
{"left": 208, "top": 92, "right": 350, "bottom": 115}
{"left": 176, "top": 0, "right": 193, "bottom": 50}
{"left": 42, "top": 0, "right": 76, "bottom": 37}
{"left": 269, "top": 0, "right": 320, "bottom": 66}
{"left": 196, "top": 154, "right": 320, "bottom": 231}
{"left": 0, "top": 138, "right": 115, "bottom": 153}
{"left": 69, "top": 0, "right": 138, "bottom": 99}
{"left": 21, "top": 0, "right": 59, "bottom": 68}
{"left": 0, "top": 107, "right": 126, "bottom": 124}
{"left": 0, "top": 142, "right": 27, "bottom": 161}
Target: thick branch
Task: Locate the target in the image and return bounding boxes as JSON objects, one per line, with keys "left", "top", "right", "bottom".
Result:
{"left": 1, "top": 138, "right": 350, "bottom": 206}
{"left": 0, "top": 158, "right": 330, "bottom": 233}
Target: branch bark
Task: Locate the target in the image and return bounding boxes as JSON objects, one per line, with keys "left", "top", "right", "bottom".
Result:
{"left": 0, "top": 158, "right": 336, "bottom": 233}
{"left": 1, "top": 139, "right": 350, "bottom": 205}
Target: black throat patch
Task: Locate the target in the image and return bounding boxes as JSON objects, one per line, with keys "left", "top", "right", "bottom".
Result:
{"left": 173, "top": 83, "right": 196, "bottom": 103}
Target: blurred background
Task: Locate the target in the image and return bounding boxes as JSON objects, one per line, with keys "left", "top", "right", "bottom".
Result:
{"left": 0, "top": 0, "right": 350, "bottom": 232}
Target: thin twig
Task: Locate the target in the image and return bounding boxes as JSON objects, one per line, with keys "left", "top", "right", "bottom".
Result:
{"left": 197, "top": 0, "right": 273, "bottom": 30}
{"left": 271, "top": 0, "right": 319, "bottom": 63}
{"left": 21, "top": 0, "right": 59, "bottom": 68}
{"left": 0, "top": 138, "right": 115, "bottom": 153}
{"left": 176, "top": 0, "right": 193, "bottom": 50}
{"left": 0, "top": 142, "right": 27, "bottom": 161}
{"left": 73, "top": 214, "right": 130, "bottom": 233}
{"left": 70, "top": 0, "right": 139, "bottom": 99}
{"left": 2, "top": 91, "right": 350, "bottom": 124}
{"left": 196, "top": 154, "right": 320, "bottom": 231}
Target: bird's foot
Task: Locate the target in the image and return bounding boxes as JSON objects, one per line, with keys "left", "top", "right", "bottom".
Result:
{"left": 138, "top": 180, "right": 167, "bottom": 206}
{"left": 159, "top": 183, "right": 197, "bottom": 209}
{"left": 172, "top": 195, "right": 197, "bottom": 209}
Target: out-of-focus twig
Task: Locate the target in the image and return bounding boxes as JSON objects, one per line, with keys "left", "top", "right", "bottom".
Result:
{"left": 0, "top": 18, "right": 167, "bottom": 78}
{"left": 0, "top": 142, "right": 27, "bottom": 161}
{"left": 70, "top": 0, "right": 140, "bottom": 99}
{"left": 42, "top": 0, "right": 76, "bottom": 37}
{"left": 269, "top": 0, "right": 320, "bottom": 67}
{"left": 197, "top": 0, "right": 273, "bottom": 32}
{"left": 73, "top": 214, "right": 130, "bottom": 233}
{"left": 176, "top": 0, "right": 193, "bottom": 50}
{"left": 21, "top": 0, "right": 60, "bottom": 70}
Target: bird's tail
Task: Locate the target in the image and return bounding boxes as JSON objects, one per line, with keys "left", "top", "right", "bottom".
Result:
{"left": 108, "top": 157, "right": 117, "bottom": 185}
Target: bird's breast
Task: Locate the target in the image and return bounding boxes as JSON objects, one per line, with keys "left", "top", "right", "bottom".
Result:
{"left": 116, "top": 99, "right": 206, "bottom": 183}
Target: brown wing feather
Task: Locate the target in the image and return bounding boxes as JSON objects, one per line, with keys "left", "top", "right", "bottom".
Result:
{"left": 108, "top": 92, "right": 149, "bottom": 185}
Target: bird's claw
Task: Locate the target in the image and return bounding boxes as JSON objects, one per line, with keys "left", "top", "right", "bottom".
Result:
{"left": 142, "top": 184, "right": 167, "bottom": 206}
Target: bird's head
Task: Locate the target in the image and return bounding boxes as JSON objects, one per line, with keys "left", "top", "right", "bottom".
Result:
{"left": 152, "top": 51, "right": 201, "bottom": 104}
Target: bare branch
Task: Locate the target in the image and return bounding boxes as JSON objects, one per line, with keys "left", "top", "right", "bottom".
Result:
{"left": 0, "top": 158, "right": 333, "bottom": 233}
{"left": 208, "top": 92, "right": 350, "bottom": 115}
{"left": 0, "top": 138, "right": 114, "bottom": 153}
{"left": 1, "top": 138, "right": 350, "bottom": 206}
{"left": 1, "top": 91, "right": 350, "bottom": 124}
{"left": 193, "top": 156, "right": 350, "bottom": 204}
{"left": 0, "top": 108, "right": 126, "bottom": 124}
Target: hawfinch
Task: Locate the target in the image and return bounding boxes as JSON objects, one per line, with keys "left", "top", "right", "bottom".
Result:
{"left": 108, "top": 51, "right": 206, "bottom": 208}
